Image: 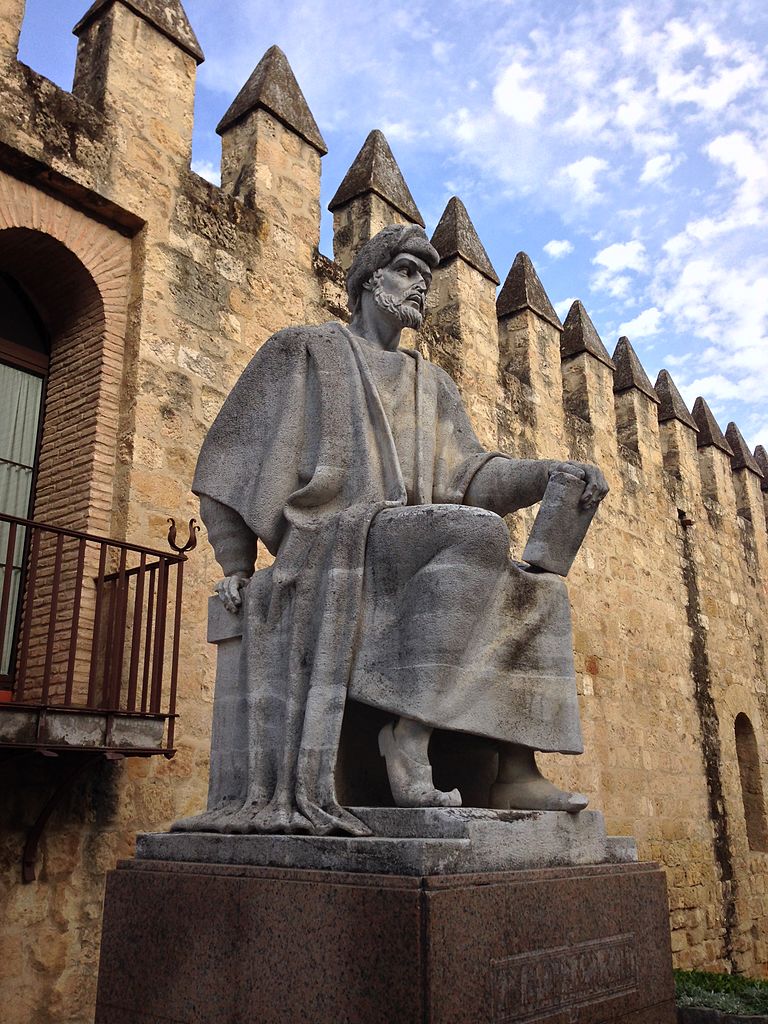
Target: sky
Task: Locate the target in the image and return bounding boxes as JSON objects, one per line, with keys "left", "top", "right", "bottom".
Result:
{"left": 17, "top": 0, "right": 768, "bottom": 451}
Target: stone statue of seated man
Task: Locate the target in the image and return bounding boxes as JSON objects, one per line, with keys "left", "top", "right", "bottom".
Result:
{"left": 178, "top": 224, "right": 608, "bottom": 838}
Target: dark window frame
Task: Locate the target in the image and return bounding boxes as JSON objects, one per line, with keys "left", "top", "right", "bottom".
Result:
{"left": 0, "top": 274, "right": 50, "bottom": 687}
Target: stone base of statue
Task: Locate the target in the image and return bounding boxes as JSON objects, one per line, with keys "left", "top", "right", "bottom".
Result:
{"left": 139, "top": 806, "right": 635, "bottom": 874}
{"left": 94, "top": 811, "right": 676, "bottom": 1024}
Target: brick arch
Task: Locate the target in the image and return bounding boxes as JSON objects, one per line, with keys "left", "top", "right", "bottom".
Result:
{"left": 0, "top": 172, "right": 132, "bottom": 534}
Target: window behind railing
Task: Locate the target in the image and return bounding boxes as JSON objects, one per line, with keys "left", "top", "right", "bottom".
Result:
{"left": 0, "top": 272, "right": 49, "bottom": 677}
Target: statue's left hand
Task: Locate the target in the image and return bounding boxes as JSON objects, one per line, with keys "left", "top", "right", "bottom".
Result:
{"left": 549, "top": 461, "right": 609, "bottom": 509}
{"left": 214, "top": 573, "right": 250, "bottom": 613}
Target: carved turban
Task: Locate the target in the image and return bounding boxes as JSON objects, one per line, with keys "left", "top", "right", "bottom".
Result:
{"left": 346, "top": 225, "right": 440, "bottom": 314}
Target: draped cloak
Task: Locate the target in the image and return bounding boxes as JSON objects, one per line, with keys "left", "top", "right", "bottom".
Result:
{"left": 193, "top": 322, "right": 582, "bottom": 836}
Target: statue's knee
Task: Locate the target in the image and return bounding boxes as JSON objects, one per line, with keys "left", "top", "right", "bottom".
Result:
{"left": 374, "top": 505, "right": 508, "bottom": 571}
{"left": 463, "top": 510, "right": 509, "bottom": 566}
{"left": 420, "top": 506, "right": 508, "bottom": 564}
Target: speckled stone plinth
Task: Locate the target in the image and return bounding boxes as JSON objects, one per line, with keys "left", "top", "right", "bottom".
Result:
{"left": 94, "top": 859, "right": 676, "bottom": 1024}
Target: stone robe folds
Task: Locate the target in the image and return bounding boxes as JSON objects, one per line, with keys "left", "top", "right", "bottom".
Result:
{"left": 193, "top": 322, "right": 582, "bottom": 836}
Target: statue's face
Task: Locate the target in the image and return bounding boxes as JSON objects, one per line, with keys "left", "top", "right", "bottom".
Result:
{"left": 368, "top": 252, "right": 433, "bottom": 330}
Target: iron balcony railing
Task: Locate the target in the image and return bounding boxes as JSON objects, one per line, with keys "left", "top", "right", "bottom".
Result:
{"left": 0, "top": 511, "right": 187, "bottom": 752}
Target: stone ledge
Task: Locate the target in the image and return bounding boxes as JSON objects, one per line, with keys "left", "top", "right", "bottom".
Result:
{"left": 0, "top": 705, "right": 166, "bottom": 751}
{"left": 138, "top": 806, "right": 637, "bottom": 875}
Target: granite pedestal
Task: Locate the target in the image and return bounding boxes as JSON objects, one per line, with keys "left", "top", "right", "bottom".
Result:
{"left": 94, "top": 813, "right": 675, "bottom": 1024}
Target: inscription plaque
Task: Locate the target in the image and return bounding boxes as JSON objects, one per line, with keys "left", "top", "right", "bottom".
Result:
{"left": 491, "top": 934, "right": 638, "bottom": 1023}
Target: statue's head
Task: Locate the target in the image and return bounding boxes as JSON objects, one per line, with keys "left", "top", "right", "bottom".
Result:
{"left": 347, "top": 225, "right": 440, "bottom": 330}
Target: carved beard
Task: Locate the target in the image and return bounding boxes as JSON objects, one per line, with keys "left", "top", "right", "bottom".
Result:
{"left": 370, "top": 274, "right": 424, "bottom": 330}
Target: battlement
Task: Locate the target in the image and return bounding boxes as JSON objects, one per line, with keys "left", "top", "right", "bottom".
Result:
{"left": 0, "top": 0, "right": 24, "bottom": 59}
{"left": 0, "top": 6, "right": 762, "bottom": 540}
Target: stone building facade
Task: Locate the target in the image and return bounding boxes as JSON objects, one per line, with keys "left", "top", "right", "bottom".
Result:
{"left": 0, "top": 2, "right": 767, "bottom": 1022}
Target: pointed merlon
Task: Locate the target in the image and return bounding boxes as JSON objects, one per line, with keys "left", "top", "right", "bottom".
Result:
{"left": 328, "top": 130, "right": 423, "bottom": 226}
{"left": 754, "top": 445, "right": 768, "bottom": 490}
{"left": 725, "top": 422, "right": 762, "bottom": 475}
{"left": 430, "top": 197, "right": 499, "bottom": 284}
{"left": 561, "top": 301, "right": 615, "bottom": 369}
{"left": 74, "top": 0, "right": 204, "bottom": 63}
{"left": 216, "top": 45, "right": 327, "bottom": 154}
{"left": 691, "top": 397, "right": 733, "bottom": 455}
{"left": 654, "top": 370, "right": 698, "bottom": 431}
{"left": 497, "top": 252, "right": 561, "bottom": 330}
{"left": 612, "top": 336, "right": 659, "bottom": 402}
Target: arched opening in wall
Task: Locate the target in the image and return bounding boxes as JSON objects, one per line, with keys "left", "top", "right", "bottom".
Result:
{"left": 0, "top": 227, "right": 112, "bottom": 701}
{"left": 0, "top": 227, "right": 107, "bottom": 533}
{"left": 735, "top": 713, "right": 768, "bottom": 853}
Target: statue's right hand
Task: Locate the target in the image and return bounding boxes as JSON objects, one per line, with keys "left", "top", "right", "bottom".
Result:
{"left": 214, "top": 574, "right": 250, "bottom": 614}
{"left": 550, "top": 461, "right": 608, "bottom": 508}
{"left": 550, "top": 461, "right": 586, "bottom": 481}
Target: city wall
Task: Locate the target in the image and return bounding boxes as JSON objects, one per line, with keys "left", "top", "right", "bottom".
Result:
{"left": 0, "top": 3, "right": 766, "bottom": 1021}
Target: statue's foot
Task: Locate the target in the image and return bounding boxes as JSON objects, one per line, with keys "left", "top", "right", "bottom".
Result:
{"left": 378, "top": 723, "right": 461, "bottom": 808}
{"left": 489, "top": 778, "right": 588, "bottom": 814}
{"left": 228, "top": 804, "right": 317, "bottom": 835}
{"left": 228, "top": 801, "right": 371, "bottom": 837}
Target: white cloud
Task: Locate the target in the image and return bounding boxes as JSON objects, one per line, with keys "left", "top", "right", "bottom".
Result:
{"left": 557, "top": 47, "right": 600, "bottom": 92}
{"left": 493, "top": 62, "right": 546, "bottom": 125}
{"left": 600, "top": 73, "right": 678, "bottom": 154}
{"left": 640, "top": 153, "right": 681, "bottom": 185}
{"left": 618, "top": 307, "right": 662, "bottom": 338}
{"left": 617, "top": 9, "right": 644, "bottom": 58}
{"left": 191, "top": 160, "right": 220, "bottom": 185}
{"left": 613, "top": 80, "right": 653, "bottom": 132}
{"left": 706, "top": 132, "right": 768, "bottom": 212}
{"left": 744, "top": 412, "right": 768, "bottom": 452}
{"left": 657, "top": 52, "right": 763, "bottom": 112}
{"left": 543, "top": 239, "right": 574, "bottom": 259}
{"left": 681, "top": 374, "right": 741, "bottom": 405}
{"left": 554, "top": 297, "right": 577, "bottom": 320}
{"left": 616, "top": 207, "right": 647, "bottom": 222}
{"left": 655, "top": 256, "right": 768, "bottom": 351}
{"left": 663, "top": 352, "right": 692, "bottom": 368}
{"left": 599, "top": 274, "right": 633, "bottom": 299}
{"left": 591, "top": 240, "right": 648, "bottom": 299}
{"left": 380, "top": 120, "right": 420, "bottom": 142}
{"left": 559, "top": 100, "right": 609, "bottom": 138}
{"left": 593, "top": 240, "right": 648, "bottom": 273}
{"left": 649, "top": 246, "right": 768, "bottom": 423}
{"left": 448, "top": 107, "right": 475, "bottom": 144}
{"left": 557, "top": 156, "right": 609, "bottom": 206}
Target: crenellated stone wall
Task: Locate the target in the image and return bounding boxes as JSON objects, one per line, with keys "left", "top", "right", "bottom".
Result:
{"left": 0, "top": 2, "right": 766, "bottom": 1021}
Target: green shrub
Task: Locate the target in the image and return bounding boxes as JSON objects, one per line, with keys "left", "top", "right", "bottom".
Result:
{"left": 675, "top": 969, "right": 768, "bottom": 1015}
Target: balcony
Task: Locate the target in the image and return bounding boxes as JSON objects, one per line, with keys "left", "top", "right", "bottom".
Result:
{"left": 0, "top": 512, "right": 187, "bottom": 754}
{"left": 0, "top": 512, "right": 191, "bottom": 879}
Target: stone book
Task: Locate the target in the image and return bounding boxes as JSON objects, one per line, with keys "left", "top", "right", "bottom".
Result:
{"left": 522, "top": 470, "right": 598, "bottom": 576}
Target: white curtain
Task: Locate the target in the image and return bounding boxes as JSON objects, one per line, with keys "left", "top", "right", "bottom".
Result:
{"left": 1, "top": 362, "right": 43, "bottom": 676}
